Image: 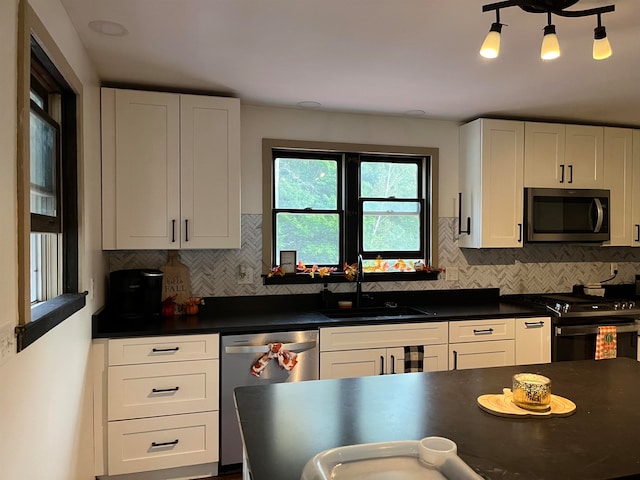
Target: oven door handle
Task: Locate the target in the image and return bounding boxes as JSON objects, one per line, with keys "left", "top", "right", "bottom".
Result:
{"left": 555, "top": 323, "right": 640, "bottom": 336}
{"left": 224, "top": 341, "right": 317, "bottom": 354}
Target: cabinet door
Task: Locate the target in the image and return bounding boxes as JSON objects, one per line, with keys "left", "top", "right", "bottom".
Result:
{"left": 632, "top": 130, "right": 640, "bottom": 247}
{"left": 603, "top": 128, "right": 634, "bottom": 246}
{"left": 515, "top": 317, "right": 551, "bottom": 365}
{"left": 449, "top": 340, "right": 515, "bottom": 370}
{"left": 524, "top": 122, "right": 565, "bottom": 187}
{"left": 320, "top": 349, "right": 386, "bottom": 379}
{"left": 180, "top": 95, "right": 241, "bottom": 248}
{"left": 109, "top": 89, "right": 181, "bottom": 249}
{"left": 565, "top": 125, "right": 604, "bottom": 188}
{"left": 459, "top": 119, "right": 524, "bottom": 248}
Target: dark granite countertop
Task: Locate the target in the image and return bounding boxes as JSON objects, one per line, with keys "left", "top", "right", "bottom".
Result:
{"left": 235, "top": 358, "right": 640, "bottom": 480}
{"left": 92, "top": 288, "right": 547, "bottom": 338}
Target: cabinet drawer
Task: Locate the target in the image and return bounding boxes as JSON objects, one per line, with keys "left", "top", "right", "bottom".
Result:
{"left": 107, "top": 411, "right": 218, "bottom": 475}
{"left": 108, "top": 359, "right": 218, "bottom": 421}
{"left": 320, "top": 322, "right": 448, "bottom": 352}
{"left": 449, "top": 319, "right": 515, "bottom": 343}
{"left": 108, "top": 334, "right": 219, "bottom": 365}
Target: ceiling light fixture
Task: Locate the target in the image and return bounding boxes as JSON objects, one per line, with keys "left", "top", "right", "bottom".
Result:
{"left": 88, "top": 20, "right": 129, "bottom": 37}
{"left": 593, "top": 13, "right": 612, "bottom": 60}
{"left": 541, "top": 12, "right": 561, "bottom": 60}
{"left": 480, "top": 0, "right": 615, "bottom": 61}
{"left": 296, "top": 101, "right": 322, "bottom": 109}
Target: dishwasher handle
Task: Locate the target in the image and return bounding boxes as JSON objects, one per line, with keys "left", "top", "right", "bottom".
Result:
{"left": 224, "top": 340, "right": 317, "bottom": 354}
{"left": 555, "top": 322, "right": 640, "bottom": 337}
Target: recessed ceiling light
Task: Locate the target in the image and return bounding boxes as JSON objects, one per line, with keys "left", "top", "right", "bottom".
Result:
{"left": 296, "top": 101, "right": 322, "bottom": 109}
{"left": 88, "top": 20, "right": 129, "bottom": 37}
{"left": 404, "top": 110, "right": 426, "bottom": 116}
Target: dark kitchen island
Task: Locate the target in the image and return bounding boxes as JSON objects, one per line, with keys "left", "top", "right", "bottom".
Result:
{"left": 234, "top": 358, "right": 640, "bottom": 480}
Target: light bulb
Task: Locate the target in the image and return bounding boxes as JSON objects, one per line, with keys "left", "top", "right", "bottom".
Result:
{"left": 541, "top": 24, "right": 560, "bottom": 60}
{"left": 480, "top": 23, "right": 502, "bottom": 59}
{"left": 593, "top": 25, "right": 612, "bottom": 60}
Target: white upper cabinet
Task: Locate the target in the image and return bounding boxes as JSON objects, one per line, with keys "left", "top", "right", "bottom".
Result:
{"left": 524, "top": 122, "right": 603, "bottom": 189}
{"left": 632, "top": 130, "right": 640, "bottom": 247}
{"left": 603, "top": 127, "right": 634, "bottom": 247}
{"left": 459, "top": 118, "right": 525, "bottom": 248}
{"left": 101, "top": 88, "right": 240, "bottom": 250}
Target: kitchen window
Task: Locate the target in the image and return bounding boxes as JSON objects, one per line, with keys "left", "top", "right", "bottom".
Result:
{"left": 15, "top": 8, "right": 84, "bottom": 351}
{"left": 263, "top": 139, "right": 439, "bottom": 283}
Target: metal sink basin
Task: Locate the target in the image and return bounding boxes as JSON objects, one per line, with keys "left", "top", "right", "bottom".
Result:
{"left": 321, "top": 306, "right": 429, "bottom": 320}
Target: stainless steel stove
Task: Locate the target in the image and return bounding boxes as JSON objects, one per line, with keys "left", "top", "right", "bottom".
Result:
{"left": 518, "top": 293, "right": 640, "bottom": 319}
{"left": 505, "top": 286, "right": 640, "bottom": 361}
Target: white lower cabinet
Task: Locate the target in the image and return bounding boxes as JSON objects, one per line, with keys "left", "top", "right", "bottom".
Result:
{"left": 320, "top": 344, "right": 448, "bottom": 379}
{"left": 515, "top": 317, "right": 551, "bottom": 365}
{"left": 93, "top": 334, "right": 220, "bottom": 478}
{"left": 449, "top": 318, "right": 516, "bottom": 370}
{"left": 319, "top": 323, "right": 449, "bottom": 379}
{"left": 107, "top": 411, "right": 218, "bottom": 475}
{"left": 449, "top": 340, "right": 516, "bottom": 370}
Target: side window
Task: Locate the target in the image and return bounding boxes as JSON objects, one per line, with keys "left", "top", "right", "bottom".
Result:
{"left": 28, "top": 38, "right": 78, "bottom": 307}
{"left": 15, "top": 12, "right": 83, "bottom": 350}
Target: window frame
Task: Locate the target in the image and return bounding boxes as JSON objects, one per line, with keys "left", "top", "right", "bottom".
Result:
{"left": 15, "top": 4, "right": 85, "bottom": 351}
{"left": 262, "top": 139, "right": 439, "bottom": 284}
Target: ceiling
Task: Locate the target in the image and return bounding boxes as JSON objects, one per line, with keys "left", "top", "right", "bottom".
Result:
{"left": 59, "top": 0, "right": 640, "bottom": 127}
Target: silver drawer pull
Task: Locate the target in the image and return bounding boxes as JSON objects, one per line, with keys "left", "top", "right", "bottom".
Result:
{"left": 473, "top": 328, "right": 494, "bottom": 335}
{"left": 151, "top": 347, "right": 180, "bottom": 353}
{"left": 151, "top": 439, "right": 179, "bottom": 448}
{"left": 151, "top": 387, "right": 180, "bottom": 394}
{"left": 524, "top": 321, "right": 545, "bottom": 328}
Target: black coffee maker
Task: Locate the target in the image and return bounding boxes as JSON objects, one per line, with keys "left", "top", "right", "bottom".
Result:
{"left": 109, "top": 269, "right": 163, "bottom": 320}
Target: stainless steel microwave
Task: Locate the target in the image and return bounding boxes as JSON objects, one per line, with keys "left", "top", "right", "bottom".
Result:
{"left": 524, "top": 188, "right": 610, "bottom": 243}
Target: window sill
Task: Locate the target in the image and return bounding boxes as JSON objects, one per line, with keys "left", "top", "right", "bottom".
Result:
{"left": 15, "top": 292, "right": 87, "bottom": 352}
{"left": 263, "top": 271, "right": 441, "bottom": 285}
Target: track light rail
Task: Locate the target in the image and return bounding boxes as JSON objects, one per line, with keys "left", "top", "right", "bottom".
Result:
{"left": 482, "top": 0, "right": 614, "bottom": 17}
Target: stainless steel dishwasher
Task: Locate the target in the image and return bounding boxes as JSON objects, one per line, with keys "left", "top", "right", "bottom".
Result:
{"left": 220, "top": 330, "right": 319, "bottom": 467}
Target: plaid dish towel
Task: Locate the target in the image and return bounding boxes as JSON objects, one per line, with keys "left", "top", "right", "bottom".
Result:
{"left": 404, "top": 345, "right": 424, "bottom": 373}
{"left": 595, "top": 326, "right": 617, "bottom": 360}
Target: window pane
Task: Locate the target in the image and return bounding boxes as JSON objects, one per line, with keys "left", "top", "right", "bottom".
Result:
{"left": 276, "top": 213, "right": 339, "bottom": 265}
{"left": 274, "top": 157, "right": 337, "bottom": 209}
{"left": 361, "top": 162, "right": 418, "bottom": 198}
{"left": 362, "top": 201, "right": 421, "bottom": 252}
{"left": 30, "top": 111, "right": 57, "bottom": 217}
{"left": 30, "top": 90, "right": 44, "bottom": 108}
{"left": 361, "top": 258, "right": 423, "bottom": 273}
{"left": 30, "top": 232, "right": 60, "bottom": 303}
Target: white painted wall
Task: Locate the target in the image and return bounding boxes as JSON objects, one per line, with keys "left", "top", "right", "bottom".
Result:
{"left": 240, "top": 104, "right": 461, "bottom": 216}
{"left": 0, "top": 1, "right": 104, "bottom": 479}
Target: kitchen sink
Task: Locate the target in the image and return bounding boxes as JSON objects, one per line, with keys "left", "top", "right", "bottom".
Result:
{"left": 321, "top": 305, "right": 429, "bottom": 320}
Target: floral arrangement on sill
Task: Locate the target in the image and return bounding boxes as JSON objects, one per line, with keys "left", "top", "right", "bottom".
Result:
{"left": 267, "top": 257, "right": 444, "bottom": 280}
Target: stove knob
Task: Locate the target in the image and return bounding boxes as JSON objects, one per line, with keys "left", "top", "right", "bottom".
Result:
{"left": 614, "top": 301, "right": 621, "bottom": 310}
{"left": 622, "top": 302, "right": 630, "bottom": 310}
{"left": 629, "top": 301, "right": 636, "bottom": 309}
